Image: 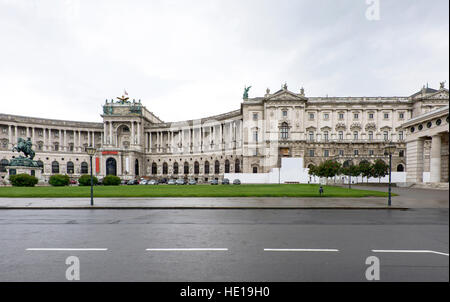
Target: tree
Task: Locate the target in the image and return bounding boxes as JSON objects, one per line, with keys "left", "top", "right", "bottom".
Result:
{"left": 340, "top": 165, "right": 360, "bottom": 189}
{"left": 317, "top": 160, "right": 341, "bottom": 181}
{"left": 358, "top": 161, "right": 372, "bottom": 183}
{"left": 372, "top": 159, "right": 389, "bottom": 183}
{"left": 308, "top": 165, "right": 317, "bottom": 183}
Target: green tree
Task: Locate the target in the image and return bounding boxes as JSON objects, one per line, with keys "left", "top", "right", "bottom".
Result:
{"left": 358, "top": 161, "right": 372, "bottom": 183}
{"left": 372, "top": 159, "right": 389, "bottom": 183}
{"left": 340, "top": 165, "right": 360, "bottom": 189}
{"left": 317, "top": 160, "right": 342, "bottom": 181}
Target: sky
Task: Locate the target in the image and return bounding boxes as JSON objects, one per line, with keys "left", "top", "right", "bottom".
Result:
{"left": 0, "top": 0, "right": 448, "bottom": 123}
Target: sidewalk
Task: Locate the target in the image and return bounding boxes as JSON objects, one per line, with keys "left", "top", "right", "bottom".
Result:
{"left": 0, "top": 196, "right": 438, "bottom": 209}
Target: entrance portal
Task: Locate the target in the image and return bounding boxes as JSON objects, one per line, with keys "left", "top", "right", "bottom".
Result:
{"left": 106, "top": 157, "right": 117, "bottom": 176}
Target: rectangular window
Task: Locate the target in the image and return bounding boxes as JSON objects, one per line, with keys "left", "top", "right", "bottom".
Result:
{"left": 354, "top": 149, "right": 359, "bottom": 156}
{"left": 339, "top": 113, "right": 344, "bottom": 120}
{"left": 399, "top": 113, "right": 404, "bottom": 119}
{"left": 368, "top": 113, "right": 374, "bottom": 119}
{"left": 1, "top": 128, "right": 6, "bottom": 133}
{"left": 368, "top": 131, "right": 373, "bottom": 140}
{"left": 398, "top": 131, "right": 403, "bottom": 141}
{"left": 384, "top": 131, "right": 389, "bottom": 141}
{"left": 353, "top": 132, "right": 359, "bottom": 140}
{"left": 309, "top": 149, "right": 315, "bottom": 157}
{"left": 338, "top": 149, "right": 344, "bottom": 156}
{"left": 369, "top": 149, "right": 374, "bottom": 156}
{"left": 399, "top": 150, "right": 405, "bottom": 157}
{"left": 309, "top": 132, "right": 314, "bottom": 141}
{"left": 323, "top": 131, "right": 329, "bottom": 141}
{"left": 309, "top": 113, "right": 315, "bottom": 120}
{"left": 354, "top": 113, "right": 359, "bottom": 119}
{"left": 338, "top": 131, "right": 343, "bottom": 140}
{"left": 384, "top": 113, "right": 389, "bottom": 119}
{"left": 282, "top": 110, "right": 288, "bottom": 117}
{"left": 323, "top": 149, "right": 329, "bottom": 157}
{"left": 252, "top": 113, "right": 258, "bottom": 121}
{"left": 323, "top": 113, "right": 329, "bottom": 120}
{"left": 253, "top": 130, "right": 258, "bottom": 142}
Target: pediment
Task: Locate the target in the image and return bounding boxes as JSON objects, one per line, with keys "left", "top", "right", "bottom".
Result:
{"left": 365, "top": 122, "right": 377, "bottom": 131}
{"left": 265, "top": 89, "right": 307, "bottom": 102}
{"left": 335, "top": 123, "right": 347, "bottom": 131}
{"left": 350, "top": 123, "right": 362, "bottom": 130}
{"left": 423, "top": 89, "right": 449, "bottom": 100}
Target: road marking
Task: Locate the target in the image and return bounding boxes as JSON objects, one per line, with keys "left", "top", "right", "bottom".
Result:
{"left": 264, "top": 248, "right": 339, "bottom": 252}
{"left": 146, "top": 248, "right": 228, "bottom": 252}
{"left": 26, "top": 248, "right": 108, "bottom": 251}
{"left": 372, "top": 250, "right": 449, "bottom": 257}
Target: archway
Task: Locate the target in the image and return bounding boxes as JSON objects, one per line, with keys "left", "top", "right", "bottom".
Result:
{"left": 397, "top": 164, "right": 404, "bottom": 172}
{"left": 106, "top": 158, "right": 117, "bottom": 176}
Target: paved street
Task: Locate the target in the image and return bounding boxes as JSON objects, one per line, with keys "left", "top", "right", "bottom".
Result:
{"left": 0, "top": 207, "right": 448, "bottom": 282}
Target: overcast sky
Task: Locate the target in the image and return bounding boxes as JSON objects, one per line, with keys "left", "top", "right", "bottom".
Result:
{"left": 0, "top": 0, "right": 448, "bottom": 123}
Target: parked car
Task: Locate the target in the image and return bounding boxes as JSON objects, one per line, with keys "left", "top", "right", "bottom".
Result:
{"left": 188, "top": 179, "right": 197, "bottom": 185}
{"left": 210, "top": 179, "right": 219, "bottom": 185}
{"left": 176, "top": 179, "right": 186, "bottom": 185}
{"left": 121, "top": 179, "right": 128, "bottom": 185}
{"left": 70, "top": 179, "right": 77, "bottom": 185}
{"left": 159, "top": 178, "right": 168, "bottom": 184}
{"left": 139, "top": 179, "right": 148, "bottom": 185}
{"left": 127, "top": 179, "right": 139, "bottom": 185}
{"left": 233, "top": 179, "right": 241, "bottom": 185}
{"left": 148, "top": 179, "right": 159, "bottom": 185}
{"left": 221, "top": 178, "right": 230, "bottom": 185}
{"left": 168, "top": 179, "right": 176, "bottom": 185}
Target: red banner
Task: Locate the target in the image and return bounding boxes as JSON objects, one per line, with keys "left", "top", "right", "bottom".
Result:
{"left": 102, "top": 151, "right": 118, "bottom": 155}
{"left": 95, "top": 157, "right": 100, "bottom": 174}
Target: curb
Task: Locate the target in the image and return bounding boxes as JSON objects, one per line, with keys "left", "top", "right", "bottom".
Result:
{"left": 0, "top": 206, "right": 409, "bottom": 210}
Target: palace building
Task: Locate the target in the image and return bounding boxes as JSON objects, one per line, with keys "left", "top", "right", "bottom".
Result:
{"left": 0, "top": 83, "right": 449, "bottom": 184}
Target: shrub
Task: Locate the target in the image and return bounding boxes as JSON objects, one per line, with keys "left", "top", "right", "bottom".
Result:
{"left": 9, "top": 174, "right": 39, "bottom": 187}
{"left": 49, "top": 174, "right": 70, "bottom": 186}
{"left": 103, "top": 175, "right": 121, "bottom": 186}
{"left": 78, "top": 174, "right": 98, "bottom": 186}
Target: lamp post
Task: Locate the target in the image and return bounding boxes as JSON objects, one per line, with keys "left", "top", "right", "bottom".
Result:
{"left": 384, "top": 142, "right": 396, "bottom": 207}
{"left": 86, "top": 146, "right": 97, "bottom": 206}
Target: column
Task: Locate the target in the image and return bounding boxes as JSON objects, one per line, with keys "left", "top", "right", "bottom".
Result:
{"left": 32, "top": 127, "right": 35, "bottom": 146}
{"left": 92, "top": 131, "right": 95, "bottom": 147}
{"left": 78, "top": 130, "right": 82, "bottom": 151}
{"left": 137, "top": 122, "right": 140, "bottom": 145}
{"left": 150, "top": 132, "right": 153, "bottom": 152}
{"left": 43, "top": 128, "right": 47, "bottom": 150}
{"left": 8, "top": 125, "right": 12, "bottom": 148}
{"left": 131, "top": 122, "right": 135, "bottom": 145}
{"left": 87, "top": 131, "right": 91, "bottom": 147}
{"left": 26, "top": 127, "right": 30, "bottom": 138}
{"left": 430, "top": 134, "right": 442, "bottom": 183}
{"left": 48, "top": 129, "right": 52, "bottom": 151}
{"left": 406, "top": 138, "right": 424, "bottom": 183}
{"left": 64, "top": 130, "right": 67, "bottom": 151}
{"left": 59, "top": 129, "right": 62, "bottom": 150}
{"left": 109, "top": 122, "right": 113, "bottom": 145}
{"left": 103, "top": 123, "right": 107, "bottom": 144}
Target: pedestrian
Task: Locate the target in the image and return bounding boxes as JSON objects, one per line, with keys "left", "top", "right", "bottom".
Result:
{"left": 319, "top": 186, "right": 324, "bottom": 197}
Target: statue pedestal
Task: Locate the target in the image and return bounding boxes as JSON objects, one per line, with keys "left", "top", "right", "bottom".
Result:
{"left": 6, "top": 166, "right": 43, "bottom": 182}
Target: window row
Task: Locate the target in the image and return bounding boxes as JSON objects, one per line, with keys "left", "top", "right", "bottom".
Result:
{"left": 150, "top": 159, "right": 241, "bottom": 175}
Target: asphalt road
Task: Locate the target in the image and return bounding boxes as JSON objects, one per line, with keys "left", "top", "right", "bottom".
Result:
{"left": 0, "top": 208, "right": 448, "bottom": 282}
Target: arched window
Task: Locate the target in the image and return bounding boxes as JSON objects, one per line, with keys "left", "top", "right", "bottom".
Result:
{"left": 152, "top": 162, "right": 157, "bottom": 175}
{"left": 397, "top": 164, "right": 404, "bottom": 172}
{"left": 281, "top": 122, "right": 289, "bottom": 139}
{"left": 67, "top": 161, "right": 74, "bottom": 174}
{"left": 37, "top": 160, "right": 44, "bottom": 171}
{"left": 343, "top": 160, "right": 352, "bottom": 168}
{"left": 214, "top": 160, "right": 220, "bottom": 174}
{"left": 253, "top": 166, "right": 258, "bottom": 173}
{"left": 163, "top": 162, "right": 168, "bottom": 175}
{"left": 0, "top": 159, "right": 9, "bottom": 173}
{"left": 225, "top": 160, "right": 230, "bottom": 173}
{"left": 204, "top": 161, "right": 210, "bottom": 174}
{"left": 54, "top": 143, "right": 59, "bottom": 151}
{"left": 80, "top": 162, "right": 88, "bottom": 174}
{"left": 235, "top": 159, "right": 240, "bottom": 173}
{"left": 51, "top": 161, "right": 59, "bottom": 174}
{"left": 173, "top": 162, "right": 179, "bottom": 175}
{"left": 194, "top": 161, "right": 199, "bottom": 174}
{"left": 184, "top": 162, "right": 189, "bottom": 174}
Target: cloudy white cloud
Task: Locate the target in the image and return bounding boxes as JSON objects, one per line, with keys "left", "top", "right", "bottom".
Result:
{"left": 0, "top": 0, "right": 448, "bottom": 122}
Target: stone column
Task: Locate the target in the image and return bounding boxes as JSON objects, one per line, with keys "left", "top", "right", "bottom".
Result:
{"left": 131, "top": 122, "right": 135, "bottom": 145}
{"left": 87, "top": 131, "right": 91, "bottom": 147}
{"left": 150, "top": 132, "right": 153, "bottom": 152}
{"left": 137, "top": 122, "right": 141, "bottom": 145}
{"left": 109, "top": 122, "right": 113, "bottom": 145}
{"left": 59, "top": 129, "right": 62, "bottom": 150}
{"left": 78, "top": 130, "right": 82, "bottom": 151}
{"left": 63, "top": 130, "right": 67, "bottom": 151}
{"left": 32, "top": 127, "right": 35, "bottom": 146}
{"left": 43, "top": 128, "right": 47, "bottom": 150}
{"left": 48, "top": 129, "right": 52, "bottom": 151}
{"left": 8, "top": 125, "right": 12, "bottom": 148}
{"left": 103, "top": 123, "right": 107, "bottom": 144}
{"left": 430, "top": 134, "right": 442, "bottom": 183}
{"left": 406, "top": 138, "right": 424, "bottom": 183}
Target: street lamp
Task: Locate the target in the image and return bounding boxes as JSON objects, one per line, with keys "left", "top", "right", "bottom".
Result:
{"left": 384, "top": 142, "right": 396, "bottom": 207}
{"left": 86, "top": 146, "right": 97, "bottom": 206}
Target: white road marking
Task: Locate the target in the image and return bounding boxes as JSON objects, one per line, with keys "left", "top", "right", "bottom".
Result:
{"left": 26, "top": 248, "right": 108, "bottom": 251}
{"left": 372, "top": 250, "right": 449, "bottom": 257}
{"left": 264, "top": 248, "right": 339, "bottom": 252}
{"left": 146, "top": 248, "right": 228, "bottom": 252}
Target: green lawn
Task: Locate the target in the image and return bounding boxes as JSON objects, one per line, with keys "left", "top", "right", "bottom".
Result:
{"left": 0, "top": 184, "right": 392, "bottom": 198}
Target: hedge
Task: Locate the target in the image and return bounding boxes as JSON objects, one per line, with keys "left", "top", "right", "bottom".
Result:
{"left": 9, "top": 174, "right": 39, "bottom": 187}
{"left": 78, "top": 174, "right": 98, "bottom": 186}
{"left": 103, "top": 175, "right": 121, "bottom": 186}
{"left": 49, "top": 174, "right": 70, "bottom": 186}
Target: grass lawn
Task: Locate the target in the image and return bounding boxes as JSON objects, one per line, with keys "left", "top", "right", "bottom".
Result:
{"left": 0, "top": 184, "right": 392, "bottom": 198}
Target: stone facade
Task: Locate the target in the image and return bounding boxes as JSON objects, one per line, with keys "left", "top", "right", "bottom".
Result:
{"left": 0, "top": 84, "right": 448, "bottom": 183}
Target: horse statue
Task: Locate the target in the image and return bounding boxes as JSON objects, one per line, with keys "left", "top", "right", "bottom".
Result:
{"left": 12, "top": 137, "right": 35, "bottom": 160}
